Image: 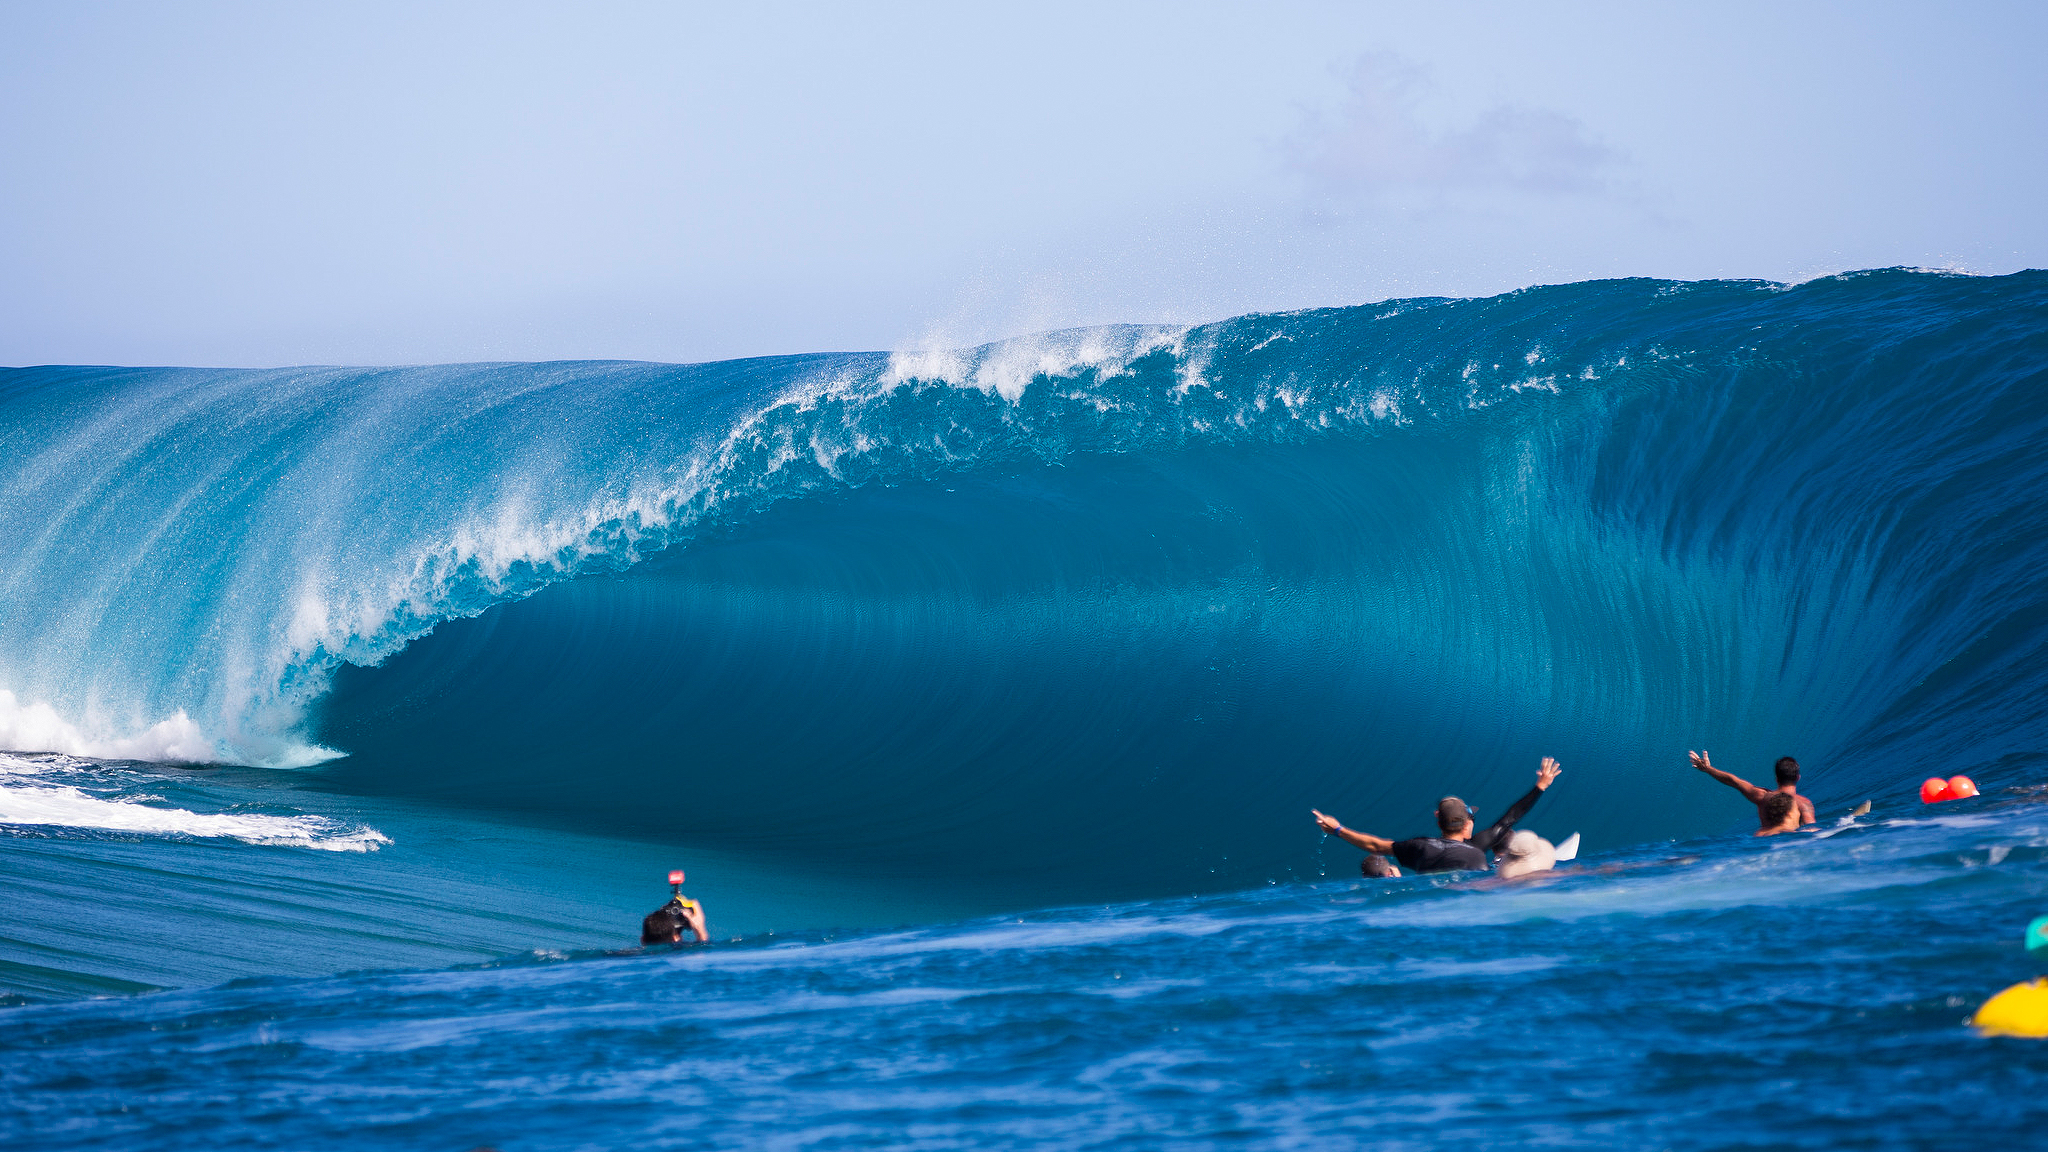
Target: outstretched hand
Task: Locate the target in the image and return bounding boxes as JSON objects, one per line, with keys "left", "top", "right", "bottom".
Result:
{"left": 1311, "top": 809, "right": 1343, "bottom": 834}
{"left": 1689, "top": 750, "right": 1712, "bottom": 773}
{"left": 1536, "top": 756, "right": 1562, "bottom": 790}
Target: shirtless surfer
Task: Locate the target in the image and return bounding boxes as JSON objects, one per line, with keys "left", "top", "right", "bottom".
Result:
{"left": 1689, "top": 751, "right": 1816, "bottom": 831}
{"left": 1313, "top": 757, "right": 1562, "bottom": 873}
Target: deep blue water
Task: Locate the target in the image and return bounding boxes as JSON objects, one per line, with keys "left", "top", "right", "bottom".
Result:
{"left": 6, "top": 795, "right": 2048, "bottom": 1149}
{"left": 4, "top": 269, "right": 2048, "bottom": 1147}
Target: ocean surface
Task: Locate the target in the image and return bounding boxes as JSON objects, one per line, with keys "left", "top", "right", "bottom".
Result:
{"left": 4, "top": 269, "right": 2048, "bottom": 1147}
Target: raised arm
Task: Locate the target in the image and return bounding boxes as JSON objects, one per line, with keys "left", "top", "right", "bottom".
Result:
{"left": 1313, "top": 810, "right": 1395, "bottom": 854}
{"left": 1689, "top": 750, "right": 1768, "bottom": 802}
{"left": 679, "top": 900, "right": 709, "bottom": 944}
{"left": 1471, "top": 756, "right": 1561, "bottom": 851}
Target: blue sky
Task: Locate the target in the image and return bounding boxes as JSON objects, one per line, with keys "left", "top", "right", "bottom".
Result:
{"left": 3, "top": 2, "right": 2043, "bottom": 366}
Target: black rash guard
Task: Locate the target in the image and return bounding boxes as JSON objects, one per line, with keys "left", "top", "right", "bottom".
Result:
{"left": 1389, "top": 785, "right": 1546, "bottom": 874}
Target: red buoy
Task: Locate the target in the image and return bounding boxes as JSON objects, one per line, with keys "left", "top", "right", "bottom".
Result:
{"left": 1920, "top": 777, "right": 1951, "bottom": 804}
{"left": 1946, "top": 775, "right": 1979, "bottom": 799}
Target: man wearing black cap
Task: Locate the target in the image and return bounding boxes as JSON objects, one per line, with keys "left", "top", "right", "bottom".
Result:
{"left": 1312, "top": 756, "right": 1562, "bottom": 873}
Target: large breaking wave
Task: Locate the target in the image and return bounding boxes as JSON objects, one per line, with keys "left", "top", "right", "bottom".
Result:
{"left": 4, "top": 269, "right": 2046, "bottom": 899}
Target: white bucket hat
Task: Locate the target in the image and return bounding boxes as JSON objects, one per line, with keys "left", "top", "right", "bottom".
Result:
{"left": 1495, "top": 830, "right": 1558, "bottom": 879}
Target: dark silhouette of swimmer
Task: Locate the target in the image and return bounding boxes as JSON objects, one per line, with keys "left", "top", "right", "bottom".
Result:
{"left": 641, "top": 870, "right": 709, "bottom": 944}
{"left": 1359, "top": 854, "right": 1401, "bottom": 879}
{"left": 1313, "top": 757, "right": 1562, "bottom": 873}
{"left": 1690, "top": 751, "right": 1816, "bottom": 830}
{"left": 1755, "top": 791, "right": 1802, "bottom": 837}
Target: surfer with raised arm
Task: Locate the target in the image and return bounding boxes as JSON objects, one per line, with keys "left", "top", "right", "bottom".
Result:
{"left": 1688, "top": 751, "right": 1816, "bottom": 830}
{"left": 1312, "top": 757, "right": 1562, "bottom": 873}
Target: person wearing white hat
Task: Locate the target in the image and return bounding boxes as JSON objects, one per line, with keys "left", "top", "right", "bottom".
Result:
{"left": 1492, "top": 830, "right": 1558, "bottom": 879}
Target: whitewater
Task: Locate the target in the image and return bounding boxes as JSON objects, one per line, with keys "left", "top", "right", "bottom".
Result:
{"left": 4, "top": 269, "right": 2048, "bottom": 1148}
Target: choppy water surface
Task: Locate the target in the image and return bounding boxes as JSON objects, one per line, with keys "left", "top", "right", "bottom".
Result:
{"left": 5, "top": 269, "right": 2048, "bottom": 1146}
{"left": 6, "top": 790, "right": 2048, "bottom": 1149}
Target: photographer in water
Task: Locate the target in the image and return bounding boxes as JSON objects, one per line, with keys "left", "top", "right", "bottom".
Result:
{"left": 641, "top": 869, "right": 709, "bottom": 944}
{"left": 1312, "top": 756, "right": 1562, "bottom": 873}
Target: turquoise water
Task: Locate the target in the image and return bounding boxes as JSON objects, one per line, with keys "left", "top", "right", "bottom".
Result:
{"left": 4, "top": 269, "right": 2048, "bottom": 1146}
{"left": 1, "top": 751, "right": 990, "bottom": 1001}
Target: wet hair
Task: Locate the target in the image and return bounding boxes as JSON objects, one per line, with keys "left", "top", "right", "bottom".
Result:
{"left": 1774, "top": 757, "right": 1801, "bottom": 786}
{"left": 1436, "top": 797, "right": 1474, "bottom": 835}
{"left": 640, "top": 904, "right": 687, "bottom": 945}
{"left": 1759, "top": 791, "right": 1799, "bottom": 827}
{"left": 1360, "top": 854, "right": 1400, "bottom": 879}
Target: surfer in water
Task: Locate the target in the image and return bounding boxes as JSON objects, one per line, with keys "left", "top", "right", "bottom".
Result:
{"left": 1312, "top": 756, "right": 1562, "bottom": 873}
{"left": 1689, "top": 751, "right": 1816, "bottom": 830}
{"left": 641, "top": 870, "right": 709, "bottom": 945}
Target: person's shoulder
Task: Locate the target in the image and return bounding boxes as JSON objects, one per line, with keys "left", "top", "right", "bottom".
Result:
{"left": 1389, "top": 836, "right": 1431, "bottom": 862}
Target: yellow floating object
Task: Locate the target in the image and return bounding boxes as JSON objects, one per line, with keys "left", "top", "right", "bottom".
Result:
{"left": 1972, "top": 978, "right": 2048, "bottom": 1038}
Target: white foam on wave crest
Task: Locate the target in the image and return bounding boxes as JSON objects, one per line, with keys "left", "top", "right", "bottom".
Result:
{"left": 0, "top": 752, "right": 387, "bottom": 850}
{"left": 6, "top": 327, "right": 1367, "bottom": 772}
{"left": 0, "top": 299, "right": 1621, "bottom": 769}
{"left": 266, "top": 335, "right": 1223, "bottom": 746}
{"left": 884, "top": 324, "right": 1191, "bottom": 402}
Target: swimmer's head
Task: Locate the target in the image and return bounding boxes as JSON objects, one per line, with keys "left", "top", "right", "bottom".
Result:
{"left": 640, "top": 906, "right": 686, "bottom": 945}
{"left": 1774, "top": 757, "right": 1801, "bottom": 786}
{"left": 1495, "top": 830, "right": 1557, "bottom": 879}
{"left": 1361, "top": 854, "right": 1401, "bottom": 879}
{"left": 1757, "top": 791, "right": 1800, "bottom": 835}
{"left": 1436, "top": 797, "right": 1474, "bottom": 835}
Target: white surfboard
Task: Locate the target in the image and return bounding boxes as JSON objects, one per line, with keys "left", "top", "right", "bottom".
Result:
{"left": 1553, "top": 832, "right": 1580, "bottom": 862}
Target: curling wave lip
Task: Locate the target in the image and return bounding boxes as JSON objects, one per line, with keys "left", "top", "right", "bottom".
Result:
{"left": 0, "top": 269, "right": 2044, "bottom": 909}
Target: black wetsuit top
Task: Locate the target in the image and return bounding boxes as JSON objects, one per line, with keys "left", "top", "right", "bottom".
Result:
{"left": 1389, "top": 785, "right": 1545, "bottom": 874}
